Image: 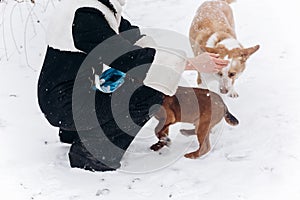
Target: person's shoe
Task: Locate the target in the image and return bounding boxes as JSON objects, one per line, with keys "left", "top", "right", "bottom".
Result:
{"left": 59, "top": 129, "right": 79, "bottom": 144}
{"left": 68, "top": 141, "right": 120, "bottom": 172}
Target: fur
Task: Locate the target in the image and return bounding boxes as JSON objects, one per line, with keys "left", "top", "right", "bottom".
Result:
{"left": 150, "top": 87, "right": 239, "bottom": 159}
{"left": 189, "top": 0, "right": 259, "bottom": 97}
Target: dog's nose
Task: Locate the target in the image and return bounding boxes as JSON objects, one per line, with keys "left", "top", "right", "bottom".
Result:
{"left": 220, "top": 87, "right": 228, "bottom": 94}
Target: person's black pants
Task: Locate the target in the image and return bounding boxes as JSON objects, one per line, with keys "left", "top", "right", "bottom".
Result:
{"left": 75, "top": 84, "right": 164, "bottom": 168}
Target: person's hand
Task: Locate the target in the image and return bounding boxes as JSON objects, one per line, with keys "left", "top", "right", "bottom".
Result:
{"left": 186, "top": 52, "right": 229, "bottom": 73}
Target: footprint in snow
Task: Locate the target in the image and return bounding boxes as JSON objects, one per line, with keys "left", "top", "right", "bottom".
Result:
{"left": 131, "top": 177, "right": 141, "bottom": 183}
{"left": 96, "top": 189, "right": 110, "bottom": 196}
{"left": 127, "top": 178, "right": 141, "bottom": 190}
{"left": 0, "top": 119, "right": 6, "bottom": 128}
{"left": 225, "top": 150, "right": 251, "bottom": 161}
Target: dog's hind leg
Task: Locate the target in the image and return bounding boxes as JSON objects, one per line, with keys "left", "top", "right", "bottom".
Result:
{"left": 184, "top": 121, "right": 211, "bottom": 159}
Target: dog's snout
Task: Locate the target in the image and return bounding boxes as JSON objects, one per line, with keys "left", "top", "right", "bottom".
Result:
{"left": 220, "top": 87, "right": 229, "bottom": 94}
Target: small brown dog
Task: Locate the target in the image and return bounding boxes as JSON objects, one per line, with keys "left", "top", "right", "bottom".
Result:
{"left": 150, "top": 87, "right": 239, "bottom": 159}
{"left": 189, "top": 0, "right": 259, "bottom": 97}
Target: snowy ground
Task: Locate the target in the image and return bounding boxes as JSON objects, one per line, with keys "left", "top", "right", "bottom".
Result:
{"left": 1, "top": 0, "right": 300, "bottom": 199}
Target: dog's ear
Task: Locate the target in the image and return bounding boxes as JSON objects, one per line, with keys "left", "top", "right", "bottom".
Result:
{"left": 244, "top": 45, "right": 260, "bottom": 56}
{"left": 239, "top": 45, "right": 260, "bottom": 61}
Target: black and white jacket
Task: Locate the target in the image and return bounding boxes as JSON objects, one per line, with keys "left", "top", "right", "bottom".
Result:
{"left": 37, "top": 0, "right": 185, "bottom": 128}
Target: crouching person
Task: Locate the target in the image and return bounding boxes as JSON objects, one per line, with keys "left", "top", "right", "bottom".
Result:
{"left": 37, "top": 0, "right": 228, "bottom": 172}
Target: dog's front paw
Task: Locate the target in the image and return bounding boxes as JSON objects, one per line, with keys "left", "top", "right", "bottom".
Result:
{"left": 150, "top": 137, "right": 171, "bottom": 151}
{"left": 150, "top": 142, "right": 164, "bottom": 151}
{"left": 229, "top": 91, "right": 239, "bottom": 98}
{"left": 160, "top": 137, "right": 172, "bottom": 147}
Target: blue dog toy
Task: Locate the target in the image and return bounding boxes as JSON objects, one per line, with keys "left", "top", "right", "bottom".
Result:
{"left": 94, "top": 68, "right": 126, "bottom": 93}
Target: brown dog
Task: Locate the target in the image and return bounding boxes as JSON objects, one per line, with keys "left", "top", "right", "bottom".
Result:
{"left": 150, "top": 87, "right": 239, "bottom": 159}
{"left": 189, "top": 0, "right": 259, "bottom": 97}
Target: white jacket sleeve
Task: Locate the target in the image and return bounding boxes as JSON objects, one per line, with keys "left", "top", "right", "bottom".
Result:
{"left": 135, "top": 36, "right": 187, "bottom": 96}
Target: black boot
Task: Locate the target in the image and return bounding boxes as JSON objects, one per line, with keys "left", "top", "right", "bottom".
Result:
{"left": 68, "top": 140, "right": 119, "bottom": 172}
{"left": 59, "top": 129, "right": 79, "bottom": 144}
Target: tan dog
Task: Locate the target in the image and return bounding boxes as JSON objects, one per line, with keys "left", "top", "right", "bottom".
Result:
{"left": 189, "top": 0, "right": 259, "bottom": 97}
{"left": 150, "top": 87, "right": 239, "bottom": 159}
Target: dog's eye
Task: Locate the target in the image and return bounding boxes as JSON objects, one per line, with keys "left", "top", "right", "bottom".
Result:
{"left": 228, "top": 72, "right": 236, "bottom": 78}
{"left": 238, "top": 56, "right": 246, "bottom": 63}
{"left": 217, "top": 72, "right": 223, "bottom": 77}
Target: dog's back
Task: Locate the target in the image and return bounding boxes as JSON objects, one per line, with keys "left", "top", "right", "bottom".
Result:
{"left": 155, "top": 87, "right": 238, "bottom": 126}
{"left": 189, "top": 0, "right": 236, "bottom": 55}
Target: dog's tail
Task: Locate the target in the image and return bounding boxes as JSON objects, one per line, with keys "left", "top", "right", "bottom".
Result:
{"left": 224, "top": 109, "right": 239, "bottom": 126}
{"left": 221, "top": 0, "right": 236, "bottom": 4}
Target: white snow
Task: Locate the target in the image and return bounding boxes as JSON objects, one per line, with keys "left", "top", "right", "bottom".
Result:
{"left": 1, "top": 0, "right": 300, "bottom": 199}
